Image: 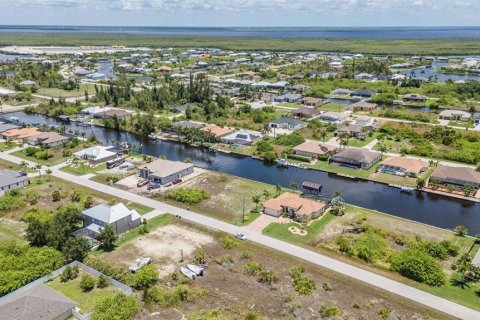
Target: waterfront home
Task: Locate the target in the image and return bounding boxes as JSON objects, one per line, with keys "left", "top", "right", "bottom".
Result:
{"left": 139, "top": 159, "right": 194, "bottom": 185}
{"left": 351, "top": 89, "right": 376, "bottom": 99}
{"left": 330, "top": 148, "right": 381, "bottom": 169}
{"left": 438, "top": 110, "right": 471, "bottom": 121}
{"left": 430, "top": 166, "right": 480, "bottom": 190}
{"left": 330, "top": 88, "right": 353, "bottom": 96}
{"left": 403, "top": 94, "right": 427, "bottom": 103}
{"left": 100, "top": 108, "right": 132, "bottom": 120}
{"left": 347, "top": 100, "right": 378, "bottom": 111}
{"left": 200, "top": 124, "right": 233, "bottom": 138}
{"left": 73, "top": 145, "right": 124, "bottom": 165}
{"left": 377, "top": 157, "right": 429, "bottom": 177}
{"left": 292, "top": 107, "right": 321, "bottom": 119}
{"left": 2, "top": 127, "right": 40, "bottom": 142}
{"left": 318, "top": 111, "right": 349, "bottom": 125}
{"left": 269, "top": 117, "right": 305, "bottom": 131}
{"left": 355, "top": 116, "right": 375, "bottom": 127}
{"left": 80, "top": 106, "right": 112, "bottom": 115}
{"left": 0, "top": 122, "right": 20, "bottom": 133}
{"left": 0, "top": 87, "right": 16, "bottom": 97}
{"left": 72, "top": 66, "right": 90, "bottom": 76}
{"left": 274, "top": 93, "right": 302, "bottom": 103}
{"left": 0, "top": 171, "right": 29, "bottom": 196}
{"left": 292, "top": 141, "right": 337, "bottom": 159}
{"left": 174, "top": 120, "right": 204, "bottom": 130}
{"left": 263, "top": 192, "right": 327, "bottom": 221}
{"left": 74, "top": 203, "right": 141, "bottom": 237}
{"left": 86, "top": 72, "right": 107, "bottom": 81}
{"left": 220, "top": 129, "right": 263, "bottom": 146}
{"left": 0, "top": 284, "right": 76, "bottom": 320}
{"left": 300, "top": 97, "right": 323, "bottom": 107}
{"left": 26, "top": 131, "right": 71, "bottom": 147}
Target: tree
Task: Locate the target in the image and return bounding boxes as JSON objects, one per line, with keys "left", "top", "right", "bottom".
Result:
{"left": 83, "top": 195, "right": 94, "bottom": 209}
{"left": 454, "top": 225, "right": 469, "bottom": 237}
{"left": 35, "top": 164, "right": 42, "bottom": 179}
{"left": 91, "top": 293, "right": 140, "bottom": 320}
{"left": 388, "top": 249, "right": 446, "bottom": 286}
{"left": 79, "top": 274, "right": 96, "bottom": 291}
{"left": 416, "top": 177, "right": 426, "bottom": 189}
{"left": 262, "top": 189, "right": 271, "bottom": 200}
{"left": 97, "top": 275, "right": 109, "bottom": 288}
{"left": 275, "top": 184, "right": 282, "bottom": 196}
{"left": 289, "top": 181, "right": 298, "bottom": 191}
{"left": 62, "top": 237, "right": 90, "bottom": 262}
{"left": 129, "top": 264, "right": 159, "bottom": 290}
{"left": 26, "top": 218, "right": 48, "bottom": 246}
{"left": 97, "top": 224, "right": 117, "bottom": 250}
{"left": 45, "top": 168, "right": 52, "bottom": 182}
{"left": 252, "top": 194, "right": 261, "bottom": 210}
{"left": 330, "top": 191, "right": 346, "bottom": 216}
{"left": 377, "top": 144, "right": 387, "bottom": 159}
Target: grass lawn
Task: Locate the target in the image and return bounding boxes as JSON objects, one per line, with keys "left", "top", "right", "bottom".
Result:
{"left": 448, "top": 120, "right": 475, "bottom": 128}
{"left": 262, "top": 212, "right": 336, "bottom": 244}
{"left": 0, "top": 219, "right": 27, "bottom": 244}
{"left": 47, "top": 271, "right": 120, "bottom": 313}
{"left": 0, "top": 142, "right": 18, "bottom": 152}
{"left": 126, "top": 202, "right": 153, "bottom": 215}
{"left": 0, "top": 158, "right": 34, "bottom": 172}
{"left": 38, "top": 84, "right": 96, "bottom": 98}
{"left": 317, "top": 103, "right": 346, "bottom": 112}
{"left": 61, "top": 163, "right": 107, "bottom": 176}
{"left": 310, "top": 160, "right": 380, "bottom": 179}
{"left": 347, "top": 134, "right": 377, "bottom": 148}
{"left": 215, "top": 144, "right": 255, "bottom": 157}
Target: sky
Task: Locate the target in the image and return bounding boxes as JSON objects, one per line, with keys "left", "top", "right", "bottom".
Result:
{"left": 0, "top": 0, "right": 478, "bottom": 27}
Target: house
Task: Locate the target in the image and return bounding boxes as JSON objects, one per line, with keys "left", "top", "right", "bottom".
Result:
{"left": 80, "top": 106, "right": 111, "bottom": 115}
{"left": 76, "top": 203, "right": 141, "bottom": 237}
{"left": 351, "top": 89, "right": 375, "bottom": 99}
{"left": 86, "top": 72, "right": 107, "bottom": 81}
{"left": 72, "top": 66, "right": 90, "bottom": 76}
{"left": 263, "top": 192, "right": 328, "bottom": 221}
{"left": 0, "top": 171, "right": 29, "bottom": 196}
{"left": 200, "top": 124, "right": 233, "bottom": 138}
{"left": 0, "top": 87, "right": 16, "bottom": 97}
{"left": 334, "top": 124, "right": 373, "bottom": 139}
{"left": 269, "top": 117, "right": 304, "bottom": 131}
{"left": 273, "top": 93, "right": 302, "bottom": 103}
{"left": 0, "top": 122, "right": 20, "bottom": 133}
{"left": 318, "top": 111, "right": 349, "bottom": 124}
{"left": 73, "top": 145, "right": 125, "bottom": 165}
{"left": 2, "top": 127, "right": 40, "bottom": 141}
{"left": 220, "top": 129, "right": 263, "bottom": 146}
{"left": 100, "top": 108, "right": 131, "bottom": 120}
{"left": 292, "top": 107, "right": 321, "bottom": 119}
{"left": 403, "top": 94, "right": 427, "bottom": 103}
{"left": 0, "top": 284, "right": 76, "bottom": 320}
{"left": 354, "top": 73, "right": 374, "bottom": 80}
{"left": 355, "top": 116, "right": 375, "bottom": 127}
{"left": 26, "top": 131, "right": 70, "bottom": 147}
{"left": 330, "top": 88, "right": 352, "bottom": 96}
{"left": 330, "top": 148, "right": 381, "bottom": 169}
{"left": 377, "top": 157, "right": 429, "bottom": 177}
{"left": 139, "top": 159, "right": 194, "bottom": 185}
{"left": 292, "top": 141, "right": 337, "bottom": 159}
{"left": 347, "top": 100, "right": 378, "bottom": 111}
{"left": 430, "top": 166, "right": 480, "bottom": 189}
{"left": 438, "top": 110, "right": 471, "bottom": 121}
{"left": 173, "top": 103, "right": 198, "bottom": 115}
{"left": 19, "top": 80, "right": 36, "bottom": 85}
{"left": 300, "top": 97, "right": 323, "bottom": 107}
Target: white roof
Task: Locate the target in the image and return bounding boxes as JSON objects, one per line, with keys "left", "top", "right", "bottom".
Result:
{"left": 82, "top": 203, "right": 138, "bottom": 224}
{"left": 73, "top": 145, "right": 116, "bottom": 160}
{"left": 81, "top": 106, "right": 112, "bottom": 114}
{"left": 0, "top": 88, "right": 16, "bottom": 95}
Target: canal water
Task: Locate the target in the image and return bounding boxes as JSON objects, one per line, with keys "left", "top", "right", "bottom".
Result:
{"left": 5, "top": 111, "right": 480, "bottom": 234}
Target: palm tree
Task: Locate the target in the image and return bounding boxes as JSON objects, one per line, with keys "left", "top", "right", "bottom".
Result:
{"left": 262, "top": 189, "right": 271, "bottom": 200}
{"left": 252, "top": 194, "right": 261, "bottom": 210}
{"left": 46, "top": 168, "right": 52, "bottom": 182}
{"left": 377, "top": 144, "right": 387, "bottom": 159}
{"left": 275, "top": 184, "right": 282, "bottom": 196}
{"left": 35, "top": 164, "right": 42, "bottom": 179}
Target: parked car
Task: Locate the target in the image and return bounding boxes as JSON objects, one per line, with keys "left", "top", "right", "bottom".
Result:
{"left": 235, "top": 233, "right": 247, "bottom": 240}
{"left": 65, "top": 159, "right": 72, "bottom": 165}
{"left": 137, "top": 179, "right": 149, "bottom": 187}
{"left": 173, "top": 178, "right": 182, "bottom": 185}
{"left": 148, "top": 183, "right": 161, "bottom": 190}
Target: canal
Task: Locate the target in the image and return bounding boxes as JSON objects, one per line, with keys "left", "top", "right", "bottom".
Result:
{"left": 5, "top": 111, "right": 480, "bottom": 234}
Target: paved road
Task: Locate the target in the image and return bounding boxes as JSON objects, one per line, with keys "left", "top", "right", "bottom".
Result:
{"left": 1, "top": 152, "right": 479, "bottom": 319}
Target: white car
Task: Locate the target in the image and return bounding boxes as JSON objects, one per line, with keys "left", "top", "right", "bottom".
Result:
{"left": 235, "top": 233, "right": 247, "bottom": 240}
{"left": 65, "top": 159, "right": 72, "bottom": 164}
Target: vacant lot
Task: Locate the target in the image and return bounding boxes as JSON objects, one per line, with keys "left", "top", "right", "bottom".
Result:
{"left": 110, "top": 219, "right": 453, "bottom": 320}
{"left": 0, "top": 218, "right": 26, "bottom": 244}
{"left": 163, "top": 171, "right": 277, "bottom": 225}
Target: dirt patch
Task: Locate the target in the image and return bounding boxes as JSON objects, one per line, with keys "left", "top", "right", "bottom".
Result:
{"left": 103, "top": 224, "right": 214, "bottom": 278}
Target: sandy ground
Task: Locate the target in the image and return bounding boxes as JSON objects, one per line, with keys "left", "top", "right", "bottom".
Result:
{"left": 104, "top": 224, "right": 214, "bottom": 277}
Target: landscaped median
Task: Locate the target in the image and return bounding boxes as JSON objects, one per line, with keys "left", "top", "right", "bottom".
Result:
{"left": 262, "top": 204, "right": 480, "bottom": 311}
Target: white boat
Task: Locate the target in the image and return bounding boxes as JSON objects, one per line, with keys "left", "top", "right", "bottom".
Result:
{"left": 187, "top": 264, "right": 204, "bottom": 276}
{"left": 147, "top": 133, "right": 157, "bottom": 140}
{"left": 180, "top": 266, "right": 197, "bottom": 280}
{"left": 400, "top": 186, "right": 415, "bottom": 193}
{"left": 128, "top": 257, "right": 152, "bottom": 272}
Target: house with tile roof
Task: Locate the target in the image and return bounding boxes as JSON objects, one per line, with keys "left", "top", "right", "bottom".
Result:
{"left": 263, "top": 192, "right": 328, "bottom": 221}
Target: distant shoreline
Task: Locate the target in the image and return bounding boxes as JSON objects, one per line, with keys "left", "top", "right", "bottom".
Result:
{"left": 1, "top": 31, "right": 480, "bottom": 55}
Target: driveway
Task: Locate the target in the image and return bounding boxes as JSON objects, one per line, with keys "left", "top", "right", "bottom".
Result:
{"left": 243, "top": 214, "right": 278, "bottom": 233}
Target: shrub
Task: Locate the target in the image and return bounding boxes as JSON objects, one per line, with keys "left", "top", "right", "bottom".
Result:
{"left": 274, "top": 132, "right": 305, "bottom": 146}
{"left": 319, "top": 306, "right": 341, "bottom": 318}
{"left": 289, "top": 267, "right": 316, "bottom": 295}
{"left": 79, "top": 274, "right": 96, "bottom": 291}
{"left": 257, "top": 270, "right": 279, "bottom": 286}
{"left": 336, "top": 236, "right": 354, "bottom": 256}
{"left": 83, "top": 256, "right": 129, "bottom": 282}
{"left": 244, "top": 262, "right": 262, "bottom": 276}
{"left": 193, "top": 248, "right": 207, "bottom": 264}
{"left": 354, "top": 232, "right": 388, "bottom": 263}
{"left": 240, "top": 251, "right": 253, "bottom": 260}
{"left": 51, "top": 190, "right": 61, "bottom": 202}
{"left": 220, "top": 236, "right": 238, "bottom": 249}
{"left": 287, "top": 154, "right": 311, "bottom": 162}
{"left": 379, "top": 308, "right": 391, "bottom": 319}
{"left": 60, "top": 266, "right": 79, "bottom": 282}
{"left": 0, "top": 194, "right": 25, "bottom": 212}
{"left": 322, "top": 282, "right": 332, "bottom": 292}
{"left": 166, "top": 188, "right": 209, "bottom": 205}
{"left": 454, "top": 225, "right": 468, "bottom": 237}
{"left": 388, "top": 249, "right": 446, "bottom": 286}
{"left": 91, "top": 293, "right": 140, "bottom": 320}
{"left": 416, "top": 240, "right": 449, "bottom": 260}
{"left": 145, "top": 285, "right": 207, "bottom": 308}
{"left": 216, "top": 254, "right": 234, "bottom": 266}
{"left": 262, "top": 151, "right": 277, "bottom": 163}
{"left": 129, "top": 264, "right": 158, "bottom": 290}
{"left": 97, "top": 275, "right": 109, "bottom": 288}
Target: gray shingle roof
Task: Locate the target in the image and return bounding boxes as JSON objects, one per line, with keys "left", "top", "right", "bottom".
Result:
{"left": 0, "top": 171, "right": 28, "bottom": 189}
{"left": 82, "top": 203, "right": 137, "bottom": 224}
